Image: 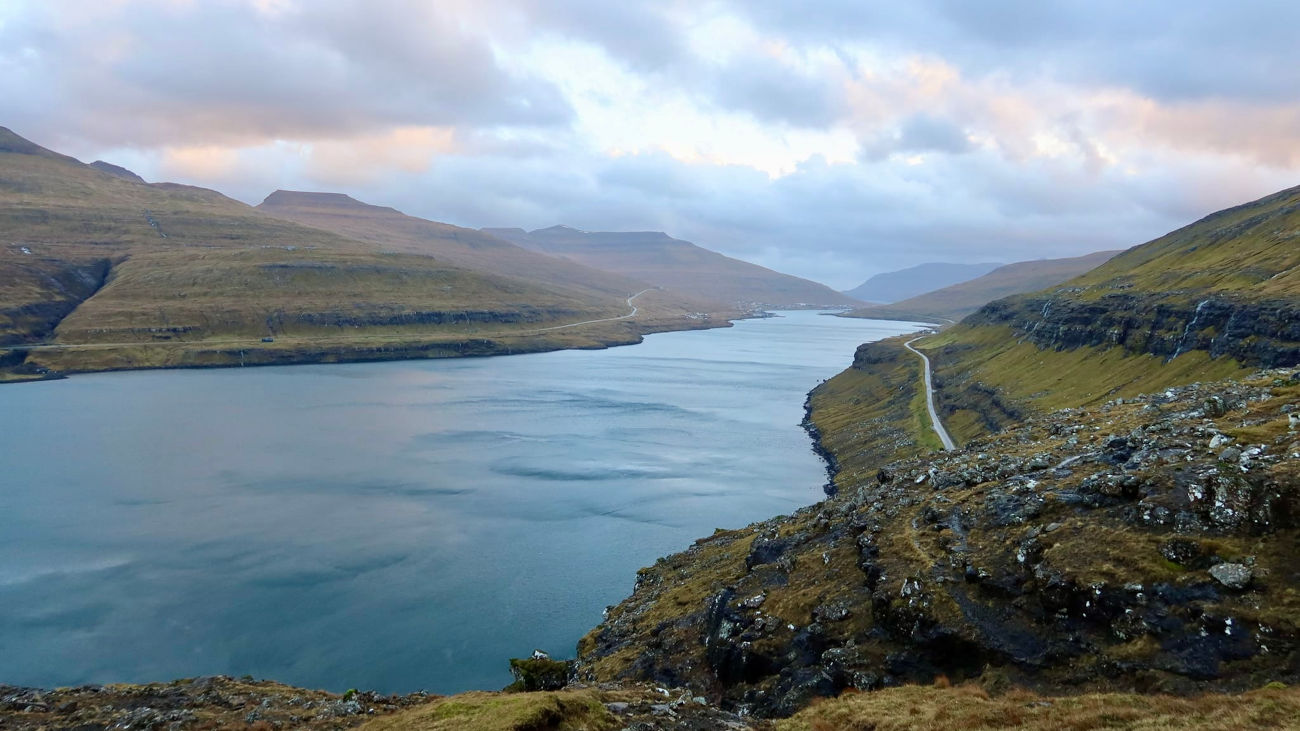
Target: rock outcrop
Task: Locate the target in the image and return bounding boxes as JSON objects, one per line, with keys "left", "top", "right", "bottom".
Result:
{"left": 577, "top": 369, "right": 1300, "bottom": 716}
{"left": 966, "top": 293, "right": 1300, "bottom": 369}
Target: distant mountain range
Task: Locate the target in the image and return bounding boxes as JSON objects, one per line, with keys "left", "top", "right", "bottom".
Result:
{"left": 484, "top": 225, "right": 861, "bottom": 309}
{"left": 845, "top": 250, "right": 1120, "bottom": 322}
{"left": 842, "top": 261, "right": 1003, "bottom": 303}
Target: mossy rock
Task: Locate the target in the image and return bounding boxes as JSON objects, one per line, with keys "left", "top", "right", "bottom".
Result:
{"left": 505, "top": 657, "right": 572, "bottom": 692}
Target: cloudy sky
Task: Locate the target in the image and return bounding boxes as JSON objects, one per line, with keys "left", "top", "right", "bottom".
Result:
{"left": 2, "top": 1, "right": 1298, "bottom": 288}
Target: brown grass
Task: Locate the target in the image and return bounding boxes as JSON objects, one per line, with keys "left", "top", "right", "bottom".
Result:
{"left": 779, "top": 682, "right": 1300, "bottom": 731}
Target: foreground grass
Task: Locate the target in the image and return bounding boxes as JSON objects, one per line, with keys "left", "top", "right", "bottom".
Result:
{"left": 359, "top": 690, "right": 616, "bottom": 731}
{"left": 780, "top": 682, "right": 1300, "bottom": 731}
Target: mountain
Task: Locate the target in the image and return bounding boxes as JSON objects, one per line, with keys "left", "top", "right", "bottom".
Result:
{"left": 922, "top": 184, "right": 1300, "bottom": 441}
{"left": 845, "top": 250, "right": 1121, "bottom": 323}
{"left": 88, "top": 160, "right": 146, "bottom": 183}
{"left": 483, "top": 225, "right": 861, "bottom": 309}
{"left": 256, "top": 191, "right": 727, "bottom": 324}
{"left": 842, "top": 261, "right": 1003, "bottom": 303}
{"left": 807, "top": 184, "right": 1300, "bottom": 466}
{"left": 0, "top": 127, "right": 725, "bottom": 381}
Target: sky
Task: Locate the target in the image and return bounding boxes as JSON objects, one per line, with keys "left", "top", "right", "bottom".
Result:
{"left": 2, "top": 1, "right": 1298, "bottom": 289}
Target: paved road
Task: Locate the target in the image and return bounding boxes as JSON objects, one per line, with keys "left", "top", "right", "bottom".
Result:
{"left": 0, "top": 290, "right": 656, "bottom": 353}
{"left": 904, "top": 336, "right": 956, "bottom": 451}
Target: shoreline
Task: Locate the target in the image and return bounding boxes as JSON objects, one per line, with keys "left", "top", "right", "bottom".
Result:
{"left": 0, "top": 314, "right": 746, "bottom": 385}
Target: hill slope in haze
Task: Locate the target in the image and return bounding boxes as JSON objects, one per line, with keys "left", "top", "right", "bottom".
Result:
{"left": 0, "top": 127, "right": 722, "bottom": 380}
{"left": 257, "top": 191, "right": 730, "bottom": 328}
{"left": 845, "top": 250, "right": 1121, "bottom": 323}
{"left": 842, "top": 261, "right": 1003, "bottom": 303}
{"left": 484, "top": 225, "right": 861, "bottom": 309}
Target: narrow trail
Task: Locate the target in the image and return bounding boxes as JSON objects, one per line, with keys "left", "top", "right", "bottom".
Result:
{"left": 0, "top": 290, "right": 657, "bottom": 354}
{"left": 904, "top": 336, "right": 956, "bottom": 451}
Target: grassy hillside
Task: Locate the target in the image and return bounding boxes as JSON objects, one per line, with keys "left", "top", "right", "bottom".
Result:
{"left": 914, "top": 184, "right": 1300, "bottom": 442}
{"left": 815, "top": 185, "right": 1300, "bottom": 455}
{"left": 484, "top": 225, "right": 861, "bottom": 309}
{"left": 256, "top": 190, "right": 731, "bottom": 332}
{"left": 842, "top": 261, "right": 1003, "bottom": 304}
{"left": 0, "top": 127, "right": 725, "bottom": 379}
{"left": 581, "top": 367, "right": 1300, "bottom": 714}
{"left": 845, "top": 250, "right": 1120, "bottom": 323}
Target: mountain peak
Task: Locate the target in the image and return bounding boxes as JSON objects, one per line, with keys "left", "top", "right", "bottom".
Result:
{"left": 89, "top": 160, "right": 146, "bottom": 183}
{"left": 260, "top": 190, "right": 366, "bottom": 208}
{"left": 0, "top": 127, "right": 82, "bottom": 165}
{"left": 534, "top": 224, "right": 590, "bottom": 234}
{"left": 258, "top": 190, "right": 406, "bottom": 218}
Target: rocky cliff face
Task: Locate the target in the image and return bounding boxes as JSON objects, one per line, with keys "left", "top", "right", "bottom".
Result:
{"left": 577, "top": 369, "right": 1300, "bottom": 717}
{"left": 0, "top": 257, "right": 112, "bottom": 346}
{"left": 966, "top": 292, "right": 1300, "bottom": 369}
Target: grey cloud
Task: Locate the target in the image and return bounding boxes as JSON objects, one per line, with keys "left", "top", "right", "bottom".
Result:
{"left": 515, "top": 0, "right": 686, "bottom": 72}
{"left": 732, "top": 0, "right": 1300, "bottom": 104}
{"left": 0, "top": 1, "right": 571, "bottom": 149}
{"left": 708, "top": 57, "right": 846, "bottom": 128}
{"left": 862, "top": 114, "right": 974, "bottom": 160}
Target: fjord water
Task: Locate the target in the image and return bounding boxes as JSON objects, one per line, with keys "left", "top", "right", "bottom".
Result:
{"left": 0, "top": 312, "right": 919, "bottom": 693}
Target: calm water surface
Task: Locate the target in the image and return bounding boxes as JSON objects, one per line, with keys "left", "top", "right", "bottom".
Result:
{"left": 0, "top": 312, "right": 919, "bottom": 693}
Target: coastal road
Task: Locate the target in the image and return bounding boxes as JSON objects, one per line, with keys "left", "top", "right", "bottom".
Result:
{"left": 525, "top": 288, "right": 654, "bottom": 333}
{"left": 904, "top": 336, "right": 956, "bottom": 451}
{"left": 0, "top": 289, "right": 657, "bottom": 354}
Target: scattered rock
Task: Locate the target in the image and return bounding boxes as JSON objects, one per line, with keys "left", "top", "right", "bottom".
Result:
{"left": 1209, "top": 563, "right": 1253, "bottom": 590}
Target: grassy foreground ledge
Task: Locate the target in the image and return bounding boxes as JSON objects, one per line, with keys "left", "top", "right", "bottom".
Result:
{"left": 4, "top": 676, "right": 1298, "bottom": 730}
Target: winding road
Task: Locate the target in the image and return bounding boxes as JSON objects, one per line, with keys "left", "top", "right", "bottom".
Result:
{"left": 525, "top": 288, "right": 653, "bottom": 333}
{"left": 904, "top": 335, "right": 956, "bottom": 451}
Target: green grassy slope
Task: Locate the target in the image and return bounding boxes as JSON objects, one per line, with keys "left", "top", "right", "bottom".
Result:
{"left": 0, "top": 127, "right": 683, "bottom": 378}
{"left": 256, "top": 191, "right": 732, "bottom": 328}
{"left": 844, "top": 250, "right": 1120, "bottom": 323}
{"left": 817, "top": 184, "right": 1300, "bottom": 456}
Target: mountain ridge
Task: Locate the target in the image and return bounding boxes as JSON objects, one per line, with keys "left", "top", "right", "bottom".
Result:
{"left": 484, "top": 225, "right": 861, "bottom": 309}
{"left": 845, "top": 250, "right": 1122, "bottom": 323}
{"left": 843, "top": 261, "right": 1004, "bottom": 303}
{"left": 0, "top": 127, "right": 730, "bottom": 381}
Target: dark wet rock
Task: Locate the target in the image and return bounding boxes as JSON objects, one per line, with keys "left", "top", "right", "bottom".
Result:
{"left": 746, "top": 535, "right": 791, "bottom": 569}
{"left": 984, "top": 490, "right": 1044, "bottom": 526}
{"left": 1160, "top": 538, "right": 1209, "bottom": 569}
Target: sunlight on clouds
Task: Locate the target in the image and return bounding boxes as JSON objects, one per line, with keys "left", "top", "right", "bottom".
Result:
{"left": 305, "top": 126, "right": 457, "bottom": 185}
{"left": 160, "top": 145, "right": 240, "bottom": 179}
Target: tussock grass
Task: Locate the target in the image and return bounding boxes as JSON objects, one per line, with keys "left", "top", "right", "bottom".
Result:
{"left": 779, "top": 682, "right": 1300, "bottom": 731}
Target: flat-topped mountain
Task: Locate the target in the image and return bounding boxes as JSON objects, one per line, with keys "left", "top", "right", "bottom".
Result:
{"left": 484, "top": 225, "right": 861, "bottom": 309}
{"left": 846, "top": 250, "right": 1121, "bottom": 323}
{"left": 843, "top": 261, "right": 1004, "bottom": 303}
